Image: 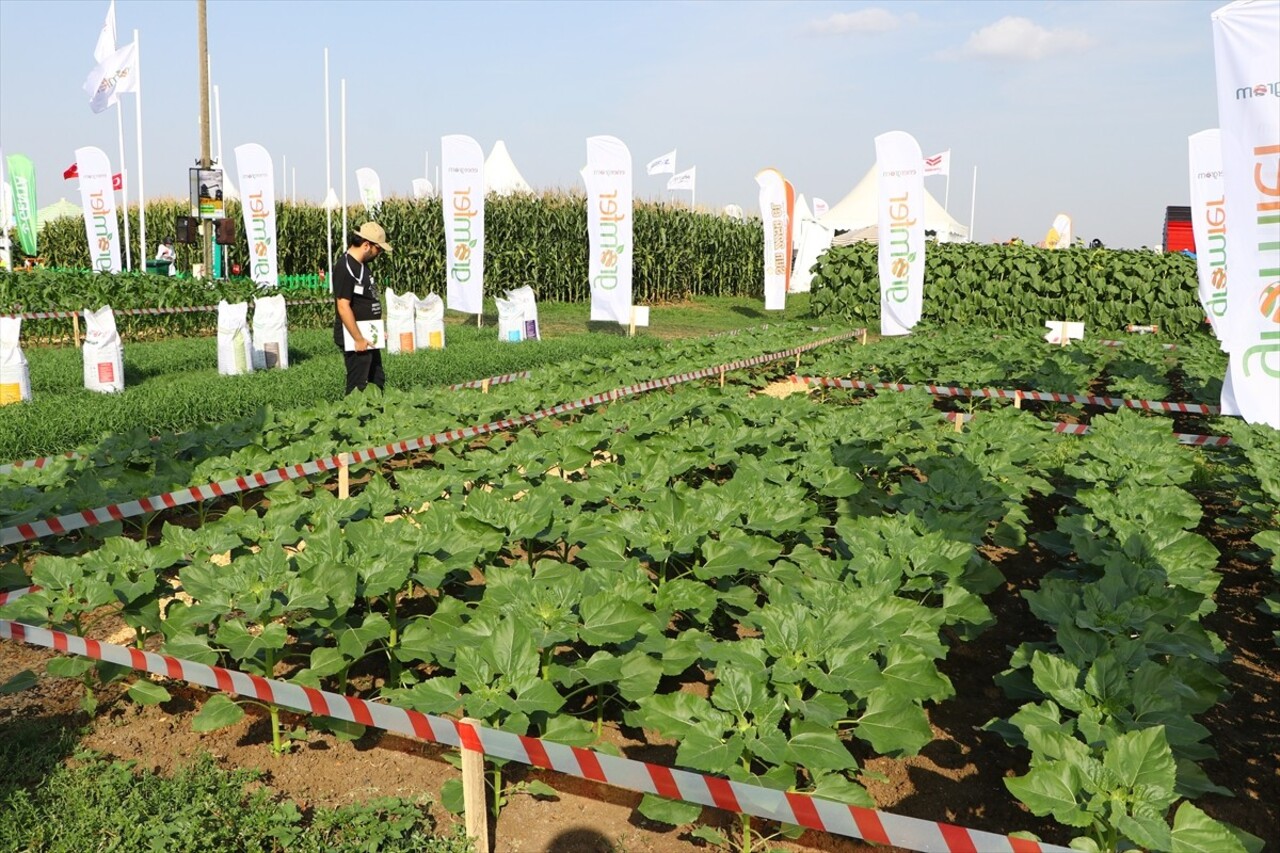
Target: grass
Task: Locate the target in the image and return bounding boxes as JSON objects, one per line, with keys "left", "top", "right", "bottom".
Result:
{"left": 0, "top": 749, "right": 473, "bottom": 853}
{"left": 4, "top": 294, "right": 813, "bottom": 460}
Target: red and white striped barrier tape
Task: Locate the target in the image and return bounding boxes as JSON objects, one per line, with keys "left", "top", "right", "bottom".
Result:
{"left": 1098, "top": 339, "right": 1178, "bottom": 350}
{"left": 791, "top": 376, "right": 1222, "bottom": 415}
{"left": 0, "top": 451, "right": 80, "bottom": 475}
{"left": 1125, "top": 324, "right": 1159, "bottom": 334}
{"left": 0, "top": 606, "right": 1067, "bottom": 853}
{"left": 936, "top": 412, "right": 1231, "bottom": 446}
{"left": 0, "top": 332, "right": 860, "bottom": 546}
{"left": 0, "top": 371, "right": 534, "bottom": 476}
{"left": 446, "top": 370, "right": 532, "bottom": 391}
{"left": 0, "top": 584, "right": 35, "bottom": 606}
{"left": 1, "top": 299, "right": 328, "bottom": 321}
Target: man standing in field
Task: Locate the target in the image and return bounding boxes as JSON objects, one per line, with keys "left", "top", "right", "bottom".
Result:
{"left": 332, "top": 222, "right": 392, "bottom": 394}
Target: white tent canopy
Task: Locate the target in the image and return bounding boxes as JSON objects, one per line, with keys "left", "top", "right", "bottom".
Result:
{"left": 484, "top": 140, "right": 533, "bottom": 196}
{"left": 820, "top": 167, "right": 968, "bottom": 243}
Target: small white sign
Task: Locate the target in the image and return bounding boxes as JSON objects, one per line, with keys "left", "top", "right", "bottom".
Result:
{"left": 343, "top": 319, "right": 386, "bottom": 351}
{"left": 1043, "top": 320, "right": 1084, "bottom": 344}
{"left": 630, "top": 306, "right": 650, "bottom": 327}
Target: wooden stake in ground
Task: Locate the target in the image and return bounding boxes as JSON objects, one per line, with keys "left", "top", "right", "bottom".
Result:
{"left": 481, "top": 377, "right": 491, "bottom": 395}
{"left": 460, "top": 717, "right": 490, "bottom": 853}
{"left": 1014, "top": 390, "right": 1023, "bottom": 409}
{"left": 1060, "top": 321, "right": 1069, "bottom": 348}
{"left": 628, "top": 306, "right": 637, "bottom": 338}
{"left": 337, "top": 452, "right": 350, "bottom": 500}
{"left": 861, "top": 328, "right": 868, "bottom": 346}
{"left": 954, "top": 413, "right": 964, "bottom": 433}
{"left": 72, "top": 312, "right": 81, "bottom": 349}
{"left": 719, "top": 366, "right": 725, "bottom": 388}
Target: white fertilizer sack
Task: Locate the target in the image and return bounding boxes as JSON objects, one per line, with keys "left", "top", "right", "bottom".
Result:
{"left": 0, "top": 317, "right": 31, "bottom": 405}
{"left": 385, "top": 288, "right": 418, "bottom": 354}
{"left": 496, "top": 296, "right": 524, "bottom": 343}
{"left": 217, "top": 301, "right": 254, "bottom": 376}
{"left": 252, "top": 295, "right": 289, "bottom": 370}
{"left": 82, "top": 306, "right": 125, "bottom": 393}
{"left": 506, "top": 286, "right": 540, "bottom": 341}
{"left": 415, "top": 293, "right": 446, "bottom": 350}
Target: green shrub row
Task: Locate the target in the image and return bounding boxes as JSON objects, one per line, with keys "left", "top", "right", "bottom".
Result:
{"left": 808, "top": 242, "right": 1207, "bottom": 336}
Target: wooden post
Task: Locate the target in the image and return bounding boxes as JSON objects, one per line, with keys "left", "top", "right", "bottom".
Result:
{"left": 628, "top": 306, "right": 637, "bottom": 338}
{"left": 1060, "top": 321, "right": 1068, "bottom": 347}
{"left": 1014, "top": 390, "right": 1023, "bottom": 410}
{"left": 460, "top": 717, "right": 490, "bottom": 853}
{"left": 861, "top": 328, "right": 868, "bottom": 346}
{"left": 794, "top": 352, "right": 801, "bottom": 373}
{"left": 954, "top": 413, "right": 964, "bottom": 433}
{"left": 337, "top": 452, "right": 350, "bottom": 500}
{"left": 481, "top": 377, "right": 491, "bottom": 395}
{"left": 719, "top": 366, "right": 725, "bottom": 388}
{"left": 72, "top": 313, "right": 81, "bottom": 349}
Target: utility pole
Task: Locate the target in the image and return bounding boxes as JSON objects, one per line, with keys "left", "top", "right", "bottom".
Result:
{"left": 197, "top": 0, "right": 212, "bottom": 275}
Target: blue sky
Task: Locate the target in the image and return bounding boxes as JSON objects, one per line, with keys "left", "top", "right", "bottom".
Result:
{"left": 0, "top": 0, "right": 1225, "bottom": 248}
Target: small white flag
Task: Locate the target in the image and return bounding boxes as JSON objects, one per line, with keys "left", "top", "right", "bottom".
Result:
{"left": 667, "top": 166, "right": 695, "bottom": 191}
{"left": 812, "top": 197, "right": 829, "bottom": 218}
{"left": 646, "top": 149, "right": 676, "bottom": 175}
{"left": 83, "top": 40, "right": 138, "bottom": 114}
{"left": 94, "top": 0, "right": 117, "bottom": 64}
{"left": 922, "top": 150, "right": 950, "bottom": 176}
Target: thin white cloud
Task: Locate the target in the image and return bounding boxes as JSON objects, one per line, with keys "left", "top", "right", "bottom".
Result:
{"left": 803, "top": 8, "right": 913, "bottom": 36}
{"left": 944, "top": 16, "right": 1094, "bottom": 60}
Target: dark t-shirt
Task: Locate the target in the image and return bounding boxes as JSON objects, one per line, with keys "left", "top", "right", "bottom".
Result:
{"left": 332, "top": 253, "right": 383, "bottom": 347}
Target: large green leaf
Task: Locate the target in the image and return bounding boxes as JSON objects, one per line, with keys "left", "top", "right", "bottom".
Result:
{"left": 1169, "top": 802, "right": 1253, "bottom": 853}
{"left": 191, "top": 693, "right": 245, "bottom": 731}
{"left": 1004, "top": 763, "right": 1091, "bottom": 827}
{"left": 1103, "top": 726, "right": 1177, "bottom": 809}
{"left": 853, "top": 689, "right": 933, "bottom": 756}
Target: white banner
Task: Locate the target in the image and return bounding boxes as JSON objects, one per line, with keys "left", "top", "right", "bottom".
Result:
{"left": 755, "top": 168, "right": 788, "bottom": 311}
{"left": 75, "top": 146, "right": 121, "bottom": 274}
{"left": 355, "top": 167, "right": 382, "bottom": 211}
{"left": 646, "top": 149, "right": 676, "bottom": 175}
{"left": 83, "top": 39, "right": 137, "bottom": 114}
{"left": 1188, "top": 129, "right": 1229, "bottom": 341}
{"left": 875, "top": 131, "right": 926, "bottom": 336}
{"left": 441, "top": 134, "right": 485, "bottom": 315}
{"left": 812, "top": 197, "right": 829, "bottom": 219}
{"left": 234, "top": 142, "right": 279, "bottom": 288}
{"left": 922, "top": 149, "right": 950, "bottom": 176}
{"left": 791, "top": 219, "right": 833, "bottom": 294}
{"left": 667, "top": 167, "right": 695, "bottom": 191}
{"left": 585, "top": 136, "right": 633, "bottom": 324}
{"left": 1044, "top": 213, "right": 1072, "bottom": 249}
{"left": 1212, "top": 0, "right": 1280, "bottom": 428}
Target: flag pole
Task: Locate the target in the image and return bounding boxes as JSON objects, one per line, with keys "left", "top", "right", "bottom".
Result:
{"left": 134, "top": 28, "right": 147, "bottom": 269}
{"left": 115, "top": 104, "right": 132, "bottom": 271}
{"left": 341, "top": 78, "right": 347, "bottom": 240}
{"left": 944, "top": 171, "right": 951, "bottom": 214}
{"left": 282, "top": 154, "right": 287, "bottom": 204}
{"left": 969, "top": 165, "right": 978, "bottom": 243}
{"left": 324, "top": 47, "right": 332, "bottom": 285}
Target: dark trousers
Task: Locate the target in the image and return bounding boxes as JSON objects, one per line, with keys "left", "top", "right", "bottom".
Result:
{"left": 343, "top": 349, "right": 385, "bottom": 395}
